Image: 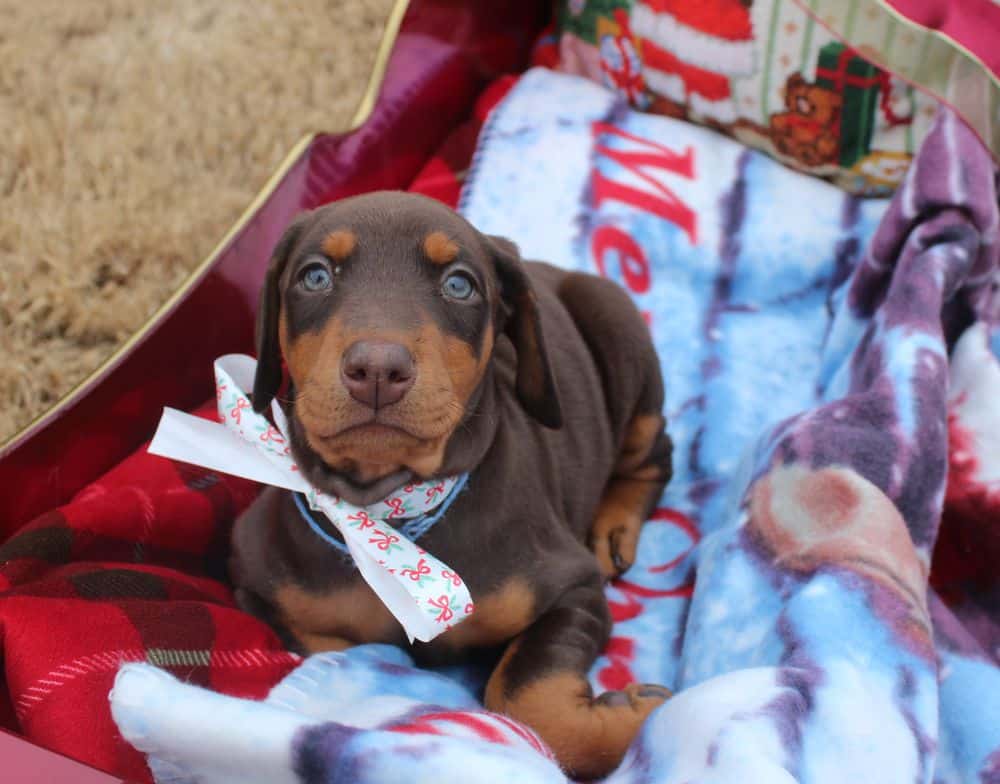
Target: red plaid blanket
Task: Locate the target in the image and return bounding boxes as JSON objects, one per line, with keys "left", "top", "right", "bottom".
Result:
{"left": 0, "top": 76, "right": 516, "bottom": 782}
{"left": 0, "top": 404, "right": 294, "bottom": 781}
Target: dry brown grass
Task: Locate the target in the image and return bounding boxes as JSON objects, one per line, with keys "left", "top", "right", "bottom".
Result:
{"left": 0, "top": 0, "right": 396, "bottom": 442}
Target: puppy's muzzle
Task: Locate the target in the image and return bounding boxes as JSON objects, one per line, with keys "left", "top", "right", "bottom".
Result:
{"left": 340, "top": 340, "right": 416, "bottom": 410}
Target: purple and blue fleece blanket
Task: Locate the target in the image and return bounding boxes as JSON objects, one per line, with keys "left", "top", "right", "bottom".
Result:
{"left": 110, "top": 69, "right": 1000, "bottom": 783}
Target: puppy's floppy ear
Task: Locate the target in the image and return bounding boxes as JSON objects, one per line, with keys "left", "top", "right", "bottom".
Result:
{"left": 252, "top": 211, "right": 311, "bottom": 413}
{"left": 487, "top": 235, "right": 563, "bottom": 429}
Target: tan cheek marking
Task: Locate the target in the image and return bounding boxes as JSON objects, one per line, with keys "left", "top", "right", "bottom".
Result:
{"left": 284, "top": 332, "right": 323, "bottom": 392}
{"left": 442, "top": 330, "right": 489, "bottom": 405}
{"left": 423, "top": 231, "right": 459, "bottom": 265}
{"left": 396, "top": 320, "right": 491, "bottom": 476}
{"left": 276, "top": 581, "right": 402, "bottom": 653}
{"left": 284, "top": 318, "right": 351, "bottom": 391}
{"left": 285, "top": 320, "right": 357, "bottom": 449}
{"left": 322, "top": 230, "right": 356, "bottom": 261}
{"left": 407, "top": 320, "right": 480, "bottom": 405}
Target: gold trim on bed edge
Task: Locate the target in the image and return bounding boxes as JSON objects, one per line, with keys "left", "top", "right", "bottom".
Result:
{"left": 800, "top": 0, "right": 999, "bottom": 160}
{"left": 0, "top": 0, "right": 411, "bottom": 458}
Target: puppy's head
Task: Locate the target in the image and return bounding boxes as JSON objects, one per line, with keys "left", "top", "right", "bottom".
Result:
{"left": 253, "top": 191, "right": 561, "bottom": 505}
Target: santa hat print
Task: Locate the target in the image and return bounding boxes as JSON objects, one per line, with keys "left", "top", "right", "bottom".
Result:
{"left": 631, "top": 0, "right": 756, "bottom": 122}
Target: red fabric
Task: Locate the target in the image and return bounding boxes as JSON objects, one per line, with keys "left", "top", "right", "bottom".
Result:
{"left": 530, "top": 23, "right": 560, "bottom": 71}
{"left": 639, "top": 39, "right": 733, "bottom": 101}
{"left": 638, "top": 0, "right": 753, "bottom": 41}
{"left": 0, "top": 402, "right": 302, "bottom": 782}
{"left": 932, "top": 407, "right": 1000, "bottom": 596}
{"left": 0, "top": 74, "right": 517, "bottom": 783}
{"left": 887, "top": 0, "right": 1000, "bottom": 78}
{"left": 816, "top": 46, "right": 913, "bottom": 130}
{"left": 408, "top": 75, "right": 518, "bottom": 207}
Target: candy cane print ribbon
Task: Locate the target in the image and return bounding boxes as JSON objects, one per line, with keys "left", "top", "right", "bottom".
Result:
{"left": 148, "top": 353, "right": 474, "bottom": 643}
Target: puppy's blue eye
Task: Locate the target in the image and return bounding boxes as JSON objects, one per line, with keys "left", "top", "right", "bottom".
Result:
{"left": 301, "top": 263, "right": 332, "bottom": 292}
{"left": 442, "top": 272, "right": 475, "bottom": 300}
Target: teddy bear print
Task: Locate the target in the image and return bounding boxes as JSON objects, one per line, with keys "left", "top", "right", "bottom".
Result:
{"left": 769, "top": 72, "right": 842, "bottom": 167}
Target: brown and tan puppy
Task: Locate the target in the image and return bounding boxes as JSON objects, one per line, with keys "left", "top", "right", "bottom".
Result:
{"left": 230, "top": 191, "right": 673, "bottom": 779}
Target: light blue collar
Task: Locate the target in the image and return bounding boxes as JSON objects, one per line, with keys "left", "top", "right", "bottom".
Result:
{"left": 292, "top": 473, "right": 470, "bottom": 560}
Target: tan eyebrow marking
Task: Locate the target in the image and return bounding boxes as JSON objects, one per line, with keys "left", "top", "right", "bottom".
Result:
{"left": 322, "top": 230, "right": 356, "bottom": 260}
{"left": 423, "top": 231, "right": 460, "bottom": 265}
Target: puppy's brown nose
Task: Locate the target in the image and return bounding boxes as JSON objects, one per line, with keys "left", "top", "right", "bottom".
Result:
{"left": 341, "top": 341, "right": 415, "bottom": 409}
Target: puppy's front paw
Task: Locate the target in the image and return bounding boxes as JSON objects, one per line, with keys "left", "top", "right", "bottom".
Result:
{"left": 490, "top": 674, "right": 672, "bottom": 779}
{"left": 594, "top": 682, "right": 672, "bottom": 710}
{"left": 589, "top": 515, "right": 641, "bottom": 580}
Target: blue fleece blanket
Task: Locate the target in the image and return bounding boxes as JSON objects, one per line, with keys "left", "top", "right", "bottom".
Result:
{"left": 111, "top": 68, "right": 1000, "bottom": 784}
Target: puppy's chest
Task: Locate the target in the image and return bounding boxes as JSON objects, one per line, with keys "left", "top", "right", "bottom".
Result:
{"left": 277, "top": 563, "right": 540, "bottom": 656}
{"left": 274, "top": 484, "right": 587, "bottom": 655}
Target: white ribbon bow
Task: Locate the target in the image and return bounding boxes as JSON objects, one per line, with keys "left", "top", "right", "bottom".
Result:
{"left": 148, "top": 354, "right": 474, "bottom": 642}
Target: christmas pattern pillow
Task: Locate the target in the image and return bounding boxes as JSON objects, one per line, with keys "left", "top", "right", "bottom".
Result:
{"left": 555, "top": 0, "right": 941, "bottom": 196}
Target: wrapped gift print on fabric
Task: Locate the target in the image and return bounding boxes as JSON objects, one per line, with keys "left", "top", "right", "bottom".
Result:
{"left": 552, "top": 0, "right": 940, "bottom": 195}
{"left": 814, "top": 41, "right": 880, "bottom": 167}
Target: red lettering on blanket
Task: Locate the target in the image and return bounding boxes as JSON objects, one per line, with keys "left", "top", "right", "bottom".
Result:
{"left": 596, "top": 508, "right": 701, "bottom": 691}
{"left": 587, "top": 224, "right": 653, "bottom": 326}
{"left": 591, "top": 226, "right": 651, "bottom": 293}
{"left": 597, "top": 637, "right": 636, "bottom": 691}
{"left": 591, "top": 122, "right": 698, "bottom": 245}
{"left": 614, "top": 578, "right": 694, "bottom": 599}
{"left": 646, "top": 508, "right": 700, "bottom": 573}
{"left": 607, "top": 590, "right": 644, "bottom": 623}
